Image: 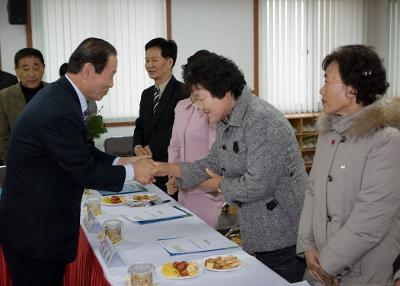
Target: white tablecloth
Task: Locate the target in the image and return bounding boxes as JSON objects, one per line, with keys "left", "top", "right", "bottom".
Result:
{"left": 82, "top": 183, "right": 291, "bottom": 286}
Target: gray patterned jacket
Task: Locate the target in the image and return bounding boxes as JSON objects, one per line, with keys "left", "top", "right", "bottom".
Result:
{"left": 179, "top": 86, "right": 308, "bottom": 253}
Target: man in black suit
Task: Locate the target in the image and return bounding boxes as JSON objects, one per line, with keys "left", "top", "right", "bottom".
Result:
{"left": 0, "top": 38, "right": 154, "bottom": 286}
{"left": 133, "top": 37, "right": 186, "bottom": 195}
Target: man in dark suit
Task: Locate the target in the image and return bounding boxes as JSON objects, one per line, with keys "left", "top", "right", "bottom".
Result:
{"left": 133, "top": 37, "right": 186, "bottom": 195}
{"left": 0, "top": 38, "right": 154, "bottom": 286}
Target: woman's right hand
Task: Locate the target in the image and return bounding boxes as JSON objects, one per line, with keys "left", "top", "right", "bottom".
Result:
{"left": 305, "top": 250, "right": 324, "bottom": 283}
{"left": 305, "top": 249, "right": 337, "bottom": 286}
{"left": 166, "top": 176, "right": 178, "bottom": 195}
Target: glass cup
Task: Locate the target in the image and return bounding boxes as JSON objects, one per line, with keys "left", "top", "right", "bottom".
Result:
{"left": 129, "top": 263, "right": 155, "bottom": 286}
{"left": 103, "top": 219, "right": 123, "bottom": 244}
{"left": 85, "top": 195, "right": 102, "bottom": 216}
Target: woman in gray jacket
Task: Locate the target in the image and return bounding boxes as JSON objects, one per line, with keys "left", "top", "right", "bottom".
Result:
{"left": 153, "top": 52, "right": 308, "bottom": 282}
{"left": 297, "top": 45, "right": 400, "bottom": 285}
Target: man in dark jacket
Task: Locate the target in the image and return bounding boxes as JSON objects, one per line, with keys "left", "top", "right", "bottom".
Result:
{"left": 0, "top": 48, "right": 47, "bottom": 164}
{"left": 133, "top": 37, "right": 186, "bottom": 195}
{"left": 0, "top": 70, "right": 18, "bottom": 90}
{"left": 0, "top": 38, "right": 154, "bottom": 286}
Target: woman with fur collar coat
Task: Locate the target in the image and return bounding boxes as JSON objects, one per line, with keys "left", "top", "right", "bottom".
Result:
{"left": 297, "top": 45, "right": 400, "bottom": 286}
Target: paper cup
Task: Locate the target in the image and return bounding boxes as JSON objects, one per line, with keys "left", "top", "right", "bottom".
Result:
{"left": 85, "top": 195, "right": 102, "bottom": 216}
{"left": 103, "top": 219, "right": 123, "bottom": 244}
{"left": 128, "top": 262, "right": 155, "bottom": 286}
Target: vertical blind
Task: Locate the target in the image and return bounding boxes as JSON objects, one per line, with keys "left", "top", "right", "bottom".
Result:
{"left": 260, "top": 0, "right": 308, "bottom": 113}
{"left": 31, "top": 0, "right": 166, "bottom": 120}
{"left": 259, "top": 0, "right": 366, "bottom": 113}
{"left": 388, "top": 0, "right": 400, "bottom": 97}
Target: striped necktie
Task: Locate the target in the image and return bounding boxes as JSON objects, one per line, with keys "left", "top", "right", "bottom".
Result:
{"left": 153, "top": 86, "right": 161, "bottom": 114}
{"left": 83, "top": 109, "right": 89, "bottom": 123}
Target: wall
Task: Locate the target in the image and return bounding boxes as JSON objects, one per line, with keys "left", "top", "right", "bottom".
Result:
{"left": 366, "top": 0, "right": 389, "bottom": 66}
{"left": 0, "top": 0, "right": 26, "bottom": 73}
{"left": 0, "top": 0, "right": 394, "bottom": 149}
{"left": 171, "top": 0, "right": 254, "bottom": 89}
{"left": 0, "top": 0, "right": 253, "bottom": 150}
{"left": 100, "top": 0, "right": 254, "bottom": 148}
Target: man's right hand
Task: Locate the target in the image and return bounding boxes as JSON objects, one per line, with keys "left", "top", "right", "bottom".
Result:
{"left": 132, "top": 157, "right": 155, "bottom": 185}
{"left": 134, "top": 145, "right": 152, "bottom": 156}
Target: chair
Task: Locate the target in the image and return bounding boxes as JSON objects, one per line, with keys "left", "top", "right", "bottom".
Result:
{"left": 103, "top": 136, "right": 134, "bottom": 157}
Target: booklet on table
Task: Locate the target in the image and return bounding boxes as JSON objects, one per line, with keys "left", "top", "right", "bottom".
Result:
{"left": 158, "top": 235, "right": 239, "bottom": 256}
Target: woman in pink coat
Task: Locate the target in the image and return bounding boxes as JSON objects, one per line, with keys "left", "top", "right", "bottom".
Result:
{"left": 168, "top": 96, "right": 224, "bottom": 227}
{"left": 167, "top": 50, "right": 224, "bottom": 228}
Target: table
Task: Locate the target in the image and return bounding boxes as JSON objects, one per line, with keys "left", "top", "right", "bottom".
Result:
{"left": 83, "top": 184, "right": 291, "bottom": 286}
{"left": 0, "top": 184, "right": 292, "bottom": 286}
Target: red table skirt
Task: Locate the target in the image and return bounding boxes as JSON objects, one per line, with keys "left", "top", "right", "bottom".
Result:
{"left": 0, "top": 228, "right": 111, "bottom": 286}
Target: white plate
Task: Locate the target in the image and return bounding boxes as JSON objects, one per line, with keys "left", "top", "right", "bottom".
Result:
{"left": 131, "top": 194, "right": 158, "bottom": 202}
{"left": 203, "top": 256, "right": 244, "bottom": 272}
{"left": 158, "top": 264, "right": 202, "bottom": 280}
{"left": 102, "top": 196, "right": 126, "bottom": 206}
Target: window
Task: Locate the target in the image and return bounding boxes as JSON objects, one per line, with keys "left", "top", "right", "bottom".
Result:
{"left": 259, "top": 0, "right": 366, "bottom": 113}
{"left": 31, "top": 0, "right": 166, "bottom": 120}
{"left": 388, "top": 0, "right": 400, "bottom": 97}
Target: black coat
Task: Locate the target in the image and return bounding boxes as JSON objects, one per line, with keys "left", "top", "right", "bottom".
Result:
{"left": 0, "top": 76, "right": 125, "bottom": 263}
{"left": 0, "top": 70, "right": 18, "bottom": 91}
{"left": 133, "top": 76, "right": 185, "bottom": 162}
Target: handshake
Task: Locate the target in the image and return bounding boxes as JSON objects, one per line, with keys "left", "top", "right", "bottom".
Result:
{"left": 117, "top": 155, "right": 175, "bottom": 185}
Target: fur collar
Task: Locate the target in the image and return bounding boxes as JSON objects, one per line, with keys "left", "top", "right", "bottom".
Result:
{"left": 318, "top": 97, "right": 400, "bottom": 139}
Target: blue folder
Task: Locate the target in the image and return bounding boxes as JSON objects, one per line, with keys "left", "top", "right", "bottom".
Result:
{"left": 97, "top": 182, "right": 149, "bottom": 196}
{"left": 128, "top": 206, "right": 192, "bottom": 225}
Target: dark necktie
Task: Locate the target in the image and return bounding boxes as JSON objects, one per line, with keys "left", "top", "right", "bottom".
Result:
{"left": 83, "top": 109, "right": 89, "bottom": 123}
{"left": 153, "top": 86, "right": 161, "bottom": 114}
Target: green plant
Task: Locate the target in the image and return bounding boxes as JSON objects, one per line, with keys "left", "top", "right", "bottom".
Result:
{"left": 87, "top": 114, "right": 107, "bottom": 139}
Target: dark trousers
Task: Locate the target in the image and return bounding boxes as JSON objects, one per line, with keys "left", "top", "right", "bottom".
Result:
{"left": 2, "top": 243, "right": 66, "bottom": 286}
{"left": 255, "top": 245, "right": 306, "bottom": 283}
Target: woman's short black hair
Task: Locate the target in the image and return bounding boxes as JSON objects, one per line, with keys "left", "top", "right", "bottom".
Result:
{"left": 181, "top": 50, "right": 212, "bottom": 82}
{"left": 322, "top": 45, "right": 389, "bottom": 106}
{"left": 181, "top": 50, "right": 213, "bottom": 96}
{"left": 184, "top": 53, "right": 246, "bottom": 99}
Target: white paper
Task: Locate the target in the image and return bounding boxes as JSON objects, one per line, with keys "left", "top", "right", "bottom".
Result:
{"left": 83, "top": 207, "right": 102, "bottom": 233}
{"left": 291, "top": 281, "right": 312, "bottom": 286}
{"left": 121, "top": 205, "right": 188, "bottom": 223}
{"left": 99, "top": 236, "right": 117, "bottom": 266}
{"left": 158, "top": 235, "right": 239, "bottom": 255}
